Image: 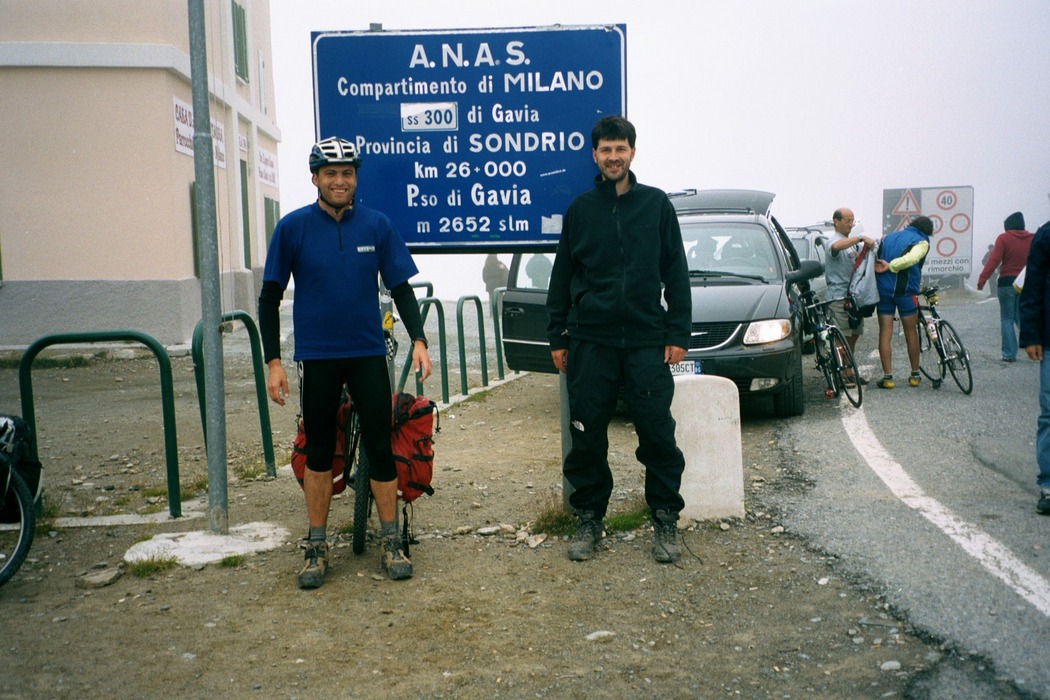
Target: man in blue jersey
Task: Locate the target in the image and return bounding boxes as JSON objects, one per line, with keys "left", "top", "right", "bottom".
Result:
{"left": 259, "top": 137, "right": 432, "bottom": 589}
{"left": 873, "top": 216, "right": 934, "bottom": 389}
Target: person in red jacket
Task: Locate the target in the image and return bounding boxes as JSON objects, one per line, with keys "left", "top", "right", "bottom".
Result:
{"left": 978, "top": 212, "right": 1033, "bottom": 362}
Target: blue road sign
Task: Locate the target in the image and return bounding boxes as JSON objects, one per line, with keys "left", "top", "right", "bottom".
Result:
{"left": 312, "top": 25, "right": 627, "bottom": 251}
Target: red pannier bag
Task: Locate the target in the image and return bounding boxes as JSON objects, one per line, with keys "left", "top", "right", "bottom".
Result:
{"left": 390, "top": 392, "right": 437, "bottom": 503}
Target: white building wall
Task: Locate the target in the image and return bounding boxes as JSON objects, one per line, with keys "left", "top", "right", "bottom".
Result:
{"left": 0, "top": 0, "right": 280, "bottom": 348}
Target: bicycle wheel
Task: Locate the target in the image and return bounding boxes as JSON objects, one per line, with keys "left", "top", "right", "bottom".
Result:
{"left": 918, "top": 317, "right": 945, "bottom": 384}
{"left": 347, "top": 410, "right": 372, "bottom": 555}
{"left": 0, "top": 465, "right": 36, "bottom": 587}
{"left": 813, "top": 332, "right": 837, "bottom": 398}
{"left": 828, "top": 327, "right": 862, "bottom": 408}
{"left": 938, "top": 320, "right": 973, "bottom": 395}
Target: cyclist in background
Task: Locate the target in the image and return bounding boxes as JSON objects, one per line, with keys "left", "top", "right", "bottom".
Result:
{"left": 873, "top": 216, "right": 934, "bottom": 389}
{"left": 259, "top": 137, "right": 432, "bottom": 589}
{"left": 823, "top": 207, "right": 876, "bottom": 376}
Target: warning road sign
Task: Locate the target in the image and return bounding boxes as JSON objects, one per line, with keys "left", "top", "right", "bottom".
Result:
{"left": 892, "top": 189, "right": 921, "bottom": 216}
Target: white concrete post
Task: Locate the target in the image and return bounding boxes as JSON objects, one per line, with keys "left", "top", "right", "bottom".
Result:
{"left": 672, "top": 374, "right": 744, "bottom": 522}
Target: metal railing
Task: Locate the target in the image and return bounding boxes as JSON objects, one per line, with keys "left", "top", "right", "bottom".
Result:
{"left": 190, "top": 311, "right": 276, "bottom": 478}
{"left": 18, "top": 331, "right": 182, "bottom": 518}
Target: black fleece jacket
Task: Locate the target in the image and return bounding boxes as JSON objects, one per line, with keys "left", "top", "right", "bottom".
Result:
{"left": 546, "top": 172, "right": 691, "bottom": 351}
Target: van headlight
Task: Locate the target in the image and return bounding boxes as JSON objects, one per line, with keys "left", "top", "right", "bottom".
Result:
{"left": 743, "top": 319, "right": 791, "bottom": 345}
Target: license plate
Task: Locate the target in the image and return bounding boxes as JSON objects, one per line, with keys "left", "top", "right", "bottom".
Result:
{"left": 670, "top": 360, "right": 701, "bottom": 376}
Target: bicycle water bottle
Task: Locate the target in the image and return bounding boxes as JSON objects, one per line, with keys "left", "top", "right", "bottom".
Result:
{"left": 926, "top": 318, "right": 937, "bottom": 340}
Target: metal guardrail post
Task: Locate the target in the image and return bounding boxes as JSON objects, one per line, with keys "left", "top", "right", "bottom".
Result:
{"left": 396, "top": 281, "right": 435, "bottom": 394}
{"left": 18, "top": 331, "right": 182, "bottom": 518}
{"left": 456, "top": 295, "right": 489, "bottom": 397}
{"left": 191, "top": 311, "right": 276, "bottom": 478}
{"left": 414, "top": 297, "right": 449, "bottom": 403}
{"left": 490, "top": 287, "right": 506, "bottom": 380}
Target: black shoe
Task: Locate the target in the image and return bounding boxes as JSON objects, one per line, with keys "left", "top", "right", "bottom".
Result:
{"left": 297, "top": 541, "right": 329, "bottom": 589}
{"left": 568, "top": 512, "right": 603, "bottom": 561}
{"left": 652, "top": 510, "right": 681, "bottom": 563}
{"left": 381, "top": 536, "right": 413, "bottom": 580}
{"left": 1038, "top": 491, "right": 1050, "bottom": 515}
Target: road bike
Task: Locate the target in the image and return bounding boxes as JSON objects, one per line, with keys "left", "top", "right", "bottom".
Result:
{"left": 0, "top": 457, "right": 35, "bottom": 587}
{"left": 800, "top": 290, "right": 863, "bottom": 408}
{"left": 916, "top": 287, "right": 973, "bottom": 394}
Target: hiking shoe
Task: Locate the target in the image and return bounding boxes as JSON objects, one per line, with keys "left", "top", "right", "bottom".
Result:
{"left": 297, "top": 541, "right": 329, "bottom": 590}
{"left": 381, "top": 537, "right": 413, "bottom": 580}
{"left": 909, "top": 374, "right": 921, "bottom": 387}
{"left": 1038, "top": 490, "right": 1050, "bottom": 515}
{"left": 652, "top": 510, "right": 681, "bottom": 564}
{"left": 877, "top": 378, "right": 895, "bottom": 389}
{"left": 567, "top": 513, "right": 603, "bottom": 561}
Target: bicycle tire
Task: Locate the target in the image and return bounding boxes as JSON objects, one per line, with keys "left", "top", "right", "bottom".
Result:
{"left": 347, "top": 410, "right": 372, "bottom": 555}
{"left": 813, "top": 331, "right": 837, "bottom": 398}
{"left": 0, "top": 465, "right": 36, "bottom": 587}
{"left": 939, "top": 320, "right": 973, "bottom": 395}
{"left": 918, "top": 316, "right": 945, "bottom": 383}
{"left": 828, "top": 327, "right": 862, "bottom": 408}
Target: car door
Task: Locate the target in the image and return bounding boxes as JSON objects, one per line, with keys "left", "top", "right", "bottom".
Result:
{"left": 501, "top": 251, "right": 558, "bottom": 374}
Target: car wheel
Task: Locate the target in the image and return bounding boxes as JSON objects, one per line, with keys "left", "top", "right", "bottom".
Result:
{"left": 772, "top": 350, "right": 805, "bottom": 418}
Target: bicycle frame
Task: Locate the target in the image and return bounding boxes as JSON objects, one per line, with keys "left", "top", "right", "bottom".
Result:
{"left": 916, "top": 287, "right": 973, "bottom": 395}
{"left": 800, "top": 292, "right": 863, "bottom": 407}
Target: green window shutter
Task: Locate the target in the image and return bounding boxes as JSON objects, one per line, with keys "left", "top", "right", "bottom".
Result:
{"left": 240, "top": 160, "right": 251, "bottom": 268}
{"left": 232, "top": 1, "right": 249, "bottom": 82}
{"left": 190, "top": 182, "right": 201, "bottom": 278}
{"left": 264, "top": 196, "right": 280, "bottom": 249}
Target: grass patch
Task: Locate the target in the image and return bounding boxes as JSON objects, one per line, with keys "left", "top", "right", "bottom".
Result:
{"left": 187, "top": 475, "right": 209, "bottom": 497}
{"left": 532, "top": 494, "right": 653, "bottom": 537}
{"left": 458, "top": 390, "right": 491, "bottom": 405}
{"left": 128, "top": 556, "right": 178, "bottom": 577}
{"left": 605, "top": 497, "right": 651, "bottom": 532}
{"left": 532, "top": 494, "right": 576, "bottom": 537}
{"left": 219, "top": 555, "right": 245, "bottom": 568}
{"left": 234, "top": 457, "right": 267, "bottom": 481}
{"left": 38, "top": 492, "right": 62, "bottom": 521}
{"left": 141, "top": 487, "right": 167, "bottom": 499}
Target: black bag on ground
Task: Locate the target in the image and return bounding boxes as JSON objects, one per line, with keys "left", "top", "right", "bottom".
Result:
{"left": 0, "top": 414, "right": 43, "bottom": 521}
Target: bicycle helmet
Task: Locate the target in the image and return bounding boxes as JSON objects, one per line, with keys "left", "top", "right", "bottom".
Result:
{"left": 309, "top": 137, "right": 362, "bottom": 172}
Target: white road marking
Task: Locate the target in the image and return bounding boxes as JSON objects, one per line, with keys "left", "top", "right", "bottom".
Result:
{"left": 843, "top": 407, "right": 1050, "bottom": 618}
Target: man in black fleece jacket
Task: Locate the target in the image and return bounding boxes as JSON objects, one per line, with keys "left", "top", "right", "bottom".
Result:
{"left": 546, "top": 115, "right": 692, "bottom": 564}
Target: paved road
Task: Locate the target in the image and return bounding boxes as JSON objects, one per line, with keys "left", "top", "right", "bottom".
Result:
{"left": 766, "top": 290, "right": 1050, "bottom": 698}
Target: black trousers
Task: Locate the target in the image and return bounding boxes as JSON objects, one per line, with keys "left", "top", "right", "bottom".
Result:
{"left": 564, "top": 339, "right": 686, "bottom": 519}
{"left": 300, "top": 356, "right": 396, "bottom": 482}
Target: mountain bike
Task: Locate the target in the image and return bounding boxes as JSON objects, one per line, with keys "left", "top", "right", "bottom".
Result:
{"left": 800, "top": 290, "right": 863, "bottom": 408}
{"left": 916, "top": 287, "right": 973, "bottom": 394}
{"left": 0, "top": 457, "right": 35, "bottom": 587}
